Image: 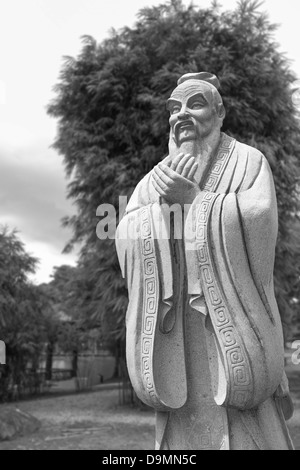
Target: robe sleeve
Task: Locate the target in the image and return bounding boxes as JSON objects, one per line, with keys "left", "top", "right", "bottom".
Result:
{"left": 115, "top": 172, "right": 187, "bottom": 411}
{"left": 185, "top": 154, "right": 285, "bottom": 410}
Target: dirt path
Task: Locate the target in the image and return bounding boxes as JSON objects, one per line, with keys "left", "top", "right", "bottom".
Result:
{"left": 0, "top": 389, "right": 155, "bottom": 450}
{"left": 0, "top": 374, "right": 300, "bottom": 450}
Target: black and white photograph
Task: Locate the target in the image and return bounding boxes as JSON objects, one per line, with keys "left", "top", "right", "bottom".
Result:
{"left": 0, "top": 0, "right": 300, "bottom": 452}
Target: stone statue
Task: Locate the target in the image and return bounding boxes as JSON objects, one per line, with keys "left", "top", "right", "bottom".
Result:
{"left": 115, "top": 72, "right": 294, "bottom": 450}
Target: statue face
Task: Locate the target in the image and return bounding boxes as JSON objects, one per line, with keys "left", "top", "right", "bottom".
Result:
{"left": 167, "top": 81, "right": 219, "bottom": 147}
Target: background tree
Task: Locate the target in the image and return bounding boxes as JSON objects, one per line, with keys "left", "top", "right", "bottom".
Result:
{"left": 0, "top": 227, "right": 49, "bottom": 399}
{"left": 42, "top": 265, "right": 106, "bottom": 378}
{"left": 40, "top": 265, "right": 85, "bottom": 379}
{"left": 48, "top": 0, "right": 300, "bottom": 342}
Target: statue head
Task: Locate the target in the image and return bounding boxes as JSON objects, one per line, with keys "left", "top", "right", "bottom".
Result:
{"left": 167, "top": 72, "right": 226, "bottom": 151}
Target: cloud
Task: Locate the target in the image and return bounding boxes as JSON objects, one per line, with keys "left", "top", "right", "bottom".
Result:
{"left": 25, "top": 240, "right": 77, "bottom": 285}
{"left": 0, "top": 129, "right": 78, "bottom": 283}
{"left": 0, "top": 146, "right": 71, "bottom": 243}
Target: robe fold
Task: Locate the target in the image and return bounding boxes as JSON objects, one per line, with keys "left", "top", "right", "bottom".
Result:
{"left": 116, "top": 133, "right": 294, "bottom": 450}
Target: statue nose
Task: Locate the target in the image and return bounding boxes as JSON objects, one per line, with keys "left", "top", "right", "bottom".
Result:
{"left": 178, "top": 110, "right": 190, "bottom": 120}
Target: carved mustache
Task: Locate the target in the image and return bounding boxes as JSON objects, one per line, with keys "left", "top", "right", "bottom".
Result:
{"left": 173, "top": 119, "right": 195, "bottom": 143}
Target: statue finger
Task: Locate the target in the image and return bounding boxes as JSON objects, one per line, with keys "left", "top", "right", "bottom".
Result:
{"left": 170, "top": 152, "right": 184, "bottom": 170}
{"left": 155, "top": 165, "right": 174, "bottom": 185}
{"left": 181, "top": 157, "right": 196, "bottom": 178}
{"left": 152, "top": 171, "right": 169, "bottom": 192}
{"left": 163, "top": 155, "right": 172, "bottom": 167}
{"left": 187, "top": 162, "right": 198, "bottom": 181}
{"left": 176, "top": 154, "right": 192, "bottom": 174}
{"left": 158, "top": 164, "right": 194, "bottom": 186}
{"left": 152, "top": 179, "right": 166, "bottom": 197}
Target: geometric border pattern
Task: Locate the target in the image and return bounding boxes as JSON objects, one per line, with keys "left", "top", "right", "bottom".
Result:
{"left": 196, "top": 193, "right": 253, "bottom": 409}
{"left": 196, "top": 134, "right": 254, "bottom": 409}
{"left": 203, "top": 133, "right": 236, "bottom": 193}
{"left": 139, "top": 206, "right": 162, "bottom": 409}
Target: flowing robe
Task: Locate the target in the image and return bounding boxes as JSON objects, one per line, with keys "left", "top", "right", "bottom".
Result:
{"left": 116, "top": 133, "right": 294, "bottom": 450}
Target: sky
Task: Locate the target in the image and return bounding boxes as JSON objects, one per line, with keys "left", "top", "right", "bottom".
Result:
{"left": 0, "top": 0, "right": 299, "bottom": 284}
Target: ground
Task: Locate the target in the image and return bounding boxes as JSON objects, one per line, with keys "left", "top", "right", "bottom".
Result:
{"left": 0, "top": 387, "right": 155, "bottom": 450}
{"left": 0, "top": 367, "right": 300, "bottom": 450}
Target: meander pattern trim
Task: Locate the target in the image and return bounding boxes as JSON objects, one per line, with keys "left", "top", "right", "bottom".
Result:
{"left": 139, "top": 206, "right": 163, "bottom": 408}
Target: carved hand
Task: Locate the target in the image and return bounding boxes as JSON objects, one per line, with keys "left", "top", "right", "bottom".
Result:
{"left": 152, "top": 153, "right": 200, "bottom": 206}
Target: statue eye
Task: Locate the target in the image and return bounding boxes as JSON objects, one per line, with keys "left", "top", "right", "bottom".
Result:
{"left": 191, "top": 101, "right": 204, "bottom": 110}
{"left": 170, "top": 105, "right": 181, "bottom": 115}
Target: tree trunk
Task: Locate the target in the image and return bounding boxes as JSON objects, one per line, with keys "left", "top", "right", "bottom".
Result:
{"left": 31, "top": 352, "right": 40, "bottom": 394}
{"left": 113, "top": 339, "right": 125, "bottom": 379}
{"left": 71, "top": 350, "right": 78, "bottom": 378}
{"left": 45, "top": 342, "right": 54, "bottom": 381}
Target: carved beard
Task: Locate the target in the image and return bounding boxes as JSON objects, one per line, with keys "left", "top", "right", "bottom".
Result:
{"left": 172, "top": 138, "right": 200, "bottom": 159}
{"left": 168, "top": 128, "right": 221, "bottom": 186}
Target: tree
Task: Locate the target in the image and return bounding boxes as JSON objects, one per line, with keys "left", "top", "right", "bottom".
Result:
{"left": 48, "top": 0, "right": 300, "bottom": 341}
{"left": 0, "top": 227, "right": 46, "bottom": 399}
{"left": 39, "top": 265, "right": 82, "bottom": 379}
{"left": 42, "top": 265, "right": 105, "bottom": 378}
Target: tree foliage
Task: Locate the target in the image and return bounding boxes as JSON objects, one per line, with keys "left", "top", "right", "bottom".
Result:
{"left": 43, "top": 265, "right": 97, "bottom": 352}
{"left": 0, "top": 227, "right": 49, "bottom": 399}
{"left": 48, "top": 0, "right": 300, "bottom": 340}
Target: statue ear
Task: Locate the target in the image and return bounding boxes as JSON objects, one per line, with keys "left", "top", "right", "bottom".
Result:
{"left": 218, "top": 103, "right": 226, "bottom": 120}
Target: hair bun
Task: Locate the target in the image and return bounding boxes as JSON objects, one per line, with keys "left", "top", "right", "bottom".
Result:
{"left": 177, "top": 72, "right": 220, "bottom": 90}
